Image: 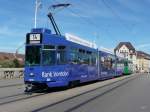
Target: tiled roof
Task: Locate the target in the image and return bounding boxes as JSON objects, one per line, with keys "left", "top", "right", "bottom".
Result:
{"left": 114, "top": 42, "right": 135, "bottom": 52}
{"left": 137, "top": 51, "right": 150, "bottom": 59}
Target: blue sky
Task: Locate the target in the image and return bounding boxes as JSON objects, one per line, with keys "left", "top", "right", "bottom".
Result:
{"left": 0, "top": 0, "right": 150, "bottom": 54}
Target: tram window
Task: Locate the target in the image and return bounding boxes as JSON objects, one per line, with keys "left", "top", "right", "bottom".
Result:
{"left": 107, "top": 58, "right": 113, "bottom": 69}
{"left": 78, "top": 49, "right": 87, "bottom": 64}
{"left": 87, "top": 51, "right": 92, "bottom": 54}
{"left": 70, "top": 48, "right": 95, "bottom": 65}
{"left": 78, "top": 49, "right": 83, "bottom": 64}
{"left": 57, "top": 46, "right": 66, "bottom": 64}
{"left": 86, "top": 51, "right": 92, "bottom": 65}
{"left": 42, "top": 45, "right": 56, "bottom": 65}
{"left": 101, "top": 56, "right": 113, "bottom": 69}
{"left": 82, "top": 51, "right": 90, "bottom": 65}
{"left": 78, "top": 50, "right": 96, "bottom": 65}
{"left": 70, "top": 48, "right": 78, "bottom": 64}
{"left": 44, "top": 45, "right": 55, "bottom": 49}
{"left": 82, "top": 51, "right": 89, "bottom": 64}
{"left": 91, "top": 53, "right": 96, "bottom": 66}
{"left": 58, "top": 46, "right": 66, "bottom": 50}
{"left": 124, "top": 61, "right": 128, "bottom": 66}
{"left": 25, "top": 46, "right": 41, "bottom": 66}
{"left": 79, "top": 49, "right": 83, "bottom": 53}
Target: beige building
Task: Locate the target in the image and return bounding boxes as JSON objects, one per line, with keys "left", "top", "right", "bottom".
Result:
{"left": 136, "top": 51, "right": 150, "bottom": 73}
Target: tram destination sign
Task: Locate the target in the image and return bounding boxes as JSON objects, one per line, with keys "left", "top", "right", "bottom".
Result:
{"left": 26, "top": 33, "right": 42, "bottom": 44}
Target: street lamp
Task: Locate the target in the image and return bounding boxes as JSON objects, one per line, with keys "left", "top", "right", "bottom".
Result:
{"left": 34, "top": 0, "right": 42, "bottom": 28}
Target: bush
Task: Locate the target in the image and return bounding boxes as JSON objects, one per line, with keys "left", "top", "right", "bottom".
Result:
{"left": 0, "top": 60, "right": 14, "bottom": 68}
{"left": 13, "top": 59, "right": 20, "bottom": 68}
{"left": 0, "top": 59, "right": 22, "bottom": 68}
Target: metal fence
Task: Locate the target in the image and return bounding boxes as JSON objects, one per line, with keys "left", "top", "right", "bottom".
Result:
{"left": 0, "top": 68, "right": 24, "bottom": 79}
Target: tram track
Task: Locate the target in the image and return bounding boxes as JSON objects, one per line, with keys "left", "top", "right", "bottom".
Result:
{"left": 0, "top": 93, "right": 24, "bottom": 100}
{"left": 0, "top": 83, "right": 23, "bottom": 89}
{"left": 64, "top": 76, "right": 136, "bottom": 112}
{"left": 0, "top": 89, "right": 48, "bottom": 106}
{"left": 32, "top": 74, "right": 139, "bottom": 112}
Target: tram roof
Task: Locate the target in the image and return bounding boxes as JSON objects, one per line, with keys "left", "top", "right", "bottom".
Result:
{"left": 28, "top": 28, "right": 97, "bottom": 52}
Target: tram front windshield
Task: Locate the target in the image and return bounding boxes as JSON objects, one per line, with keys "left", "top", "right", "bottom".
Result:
{"left": 25, "top": 45, "right": 66, "bottom": 66}
{"left": 42, "top": 45, "right": 56, "bottom": 65}
{"left": 25, "top": 46, "right": 41, "bottom": 66}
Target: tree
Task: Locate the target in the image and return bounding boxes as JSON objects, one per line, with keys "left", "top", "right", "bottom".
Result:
{"left": 13, "top": 59, "right": 20, "bottom": 68}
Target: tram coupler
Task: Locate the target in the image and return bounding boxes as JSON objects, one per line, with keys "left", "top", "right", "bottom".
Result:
{"left": 24, "top": 84, "right": 37, "bottom": 93}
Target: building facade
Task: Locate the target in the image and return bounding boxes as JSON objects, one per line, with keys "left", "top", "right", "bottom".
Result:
{"left": 114, "top": 42, "right": 137, "bottom": 71}
{"left": 114, "top": 42, "right": 150, "bottom": 73}
{"left": 136, "top": 51, "right": 150, "bottom": 73}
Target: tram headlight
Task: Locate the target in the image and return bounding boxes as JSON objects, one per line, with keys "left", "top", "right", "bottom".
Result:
{"left": 30, "top": 73, "right": 34, "bottom": 77}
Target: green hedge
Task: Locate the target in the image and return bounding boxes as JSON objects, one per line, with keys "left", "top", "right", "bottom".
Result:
{"left": 0, "top": 59, "right": 24, "bottom": 68}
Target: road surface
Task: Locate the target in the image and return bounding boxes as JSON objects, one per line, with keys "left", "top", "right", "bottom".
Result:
{"left": 0, "top": 74, "right": 149, "bottom": 112}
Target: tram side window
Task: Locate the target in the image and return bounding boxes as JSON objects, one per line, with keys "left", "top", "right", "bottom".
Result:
{"left": 101, "top": 56, "right": 113, "bottom": 69}
{"left": 42, "top": 45, "right": 56, "bottom": 65}
{"left": 78, "top": 49, "right": 96, "bottom": 65}
{"left": 117, "top": 63, "right": 124, "bottom": 69}
{"left": 70, "top": 48, "right": 89, "bottom": 65}
{"left": 107, "top": 57, "right": 113, "bottom": 69}
{"left": 91, "top": 53, "right": 97, "bottom": 66}
{"left": 124, "top": 61, "right": 128, "bottom": 66}
{"left": 76, "top": 49, "right": 82, "bottom": 64}
{"left": 70, "top": 48, "right": 78, "bottom": 64}
{"left": 100, "top": 57, "right": 104, "bottom": 64}
{"left": 86, "top": 51, "right": 92, "bottom": 65}
{"left": 57, "top": 46, "right": 66, "bottom": 64}
{"left": 112, "top": 57, "right": 116, "bottom": 69}
{"left": 78, "top": 49, "right": 86, "bottom": 64}
{"left": 70, "top": 48, "right": 96, "bottom": 65}
{"left": 78, "top": 49, "right": 91, "bottom": 65}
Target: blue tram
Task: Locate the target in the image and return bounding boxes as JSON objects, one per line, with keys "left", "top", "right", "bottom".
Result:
{"left": 24, "top": 28, "right": 125, "bottom": 91}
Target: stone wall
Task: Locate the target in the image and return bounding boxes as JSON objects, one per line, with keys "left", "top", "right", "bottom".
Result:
{"left": 0, "top": 68, "right": 24, "bottom": 79}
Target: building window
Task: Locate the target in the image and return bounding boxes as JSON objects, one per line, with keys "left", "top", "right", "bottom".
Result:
{"left": 130, "top": 55, "right": 133, "bottom": 59}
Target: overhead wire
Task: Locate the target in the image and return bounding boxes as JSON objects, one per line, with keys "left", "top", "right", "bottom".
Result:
{"left": 52, "top": 0, "right": 101, "bottom": 30}
{"left": 51, "top": 0, "right": 119, "bottom": 45}
{"left": 67, "top": 0, "right": 120, "bottom": 42}
{"left": 101, "top": 0, "right": 131, "bottom": 32}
